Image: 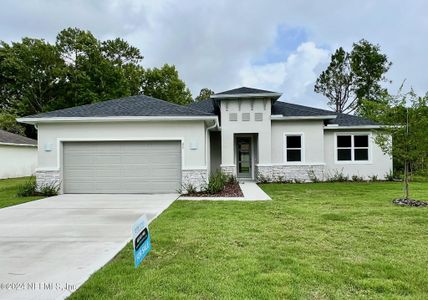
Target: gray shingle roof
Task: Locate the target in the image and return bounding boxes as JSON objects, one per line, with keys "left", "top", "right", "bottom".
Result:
{"left": 187, "top": 98, "right": 216, "bottom": 114}
{"left": 216, "top": 87, "right": 278, "bottom": 95}
{"left": 272, "top": 101, "right": 335, "bottom": 117}
{"left": 329, "top": 113, "right": 378, "bottom": 126}
{"left": 0, "top": 130, "right": 37, "bottom": 145}
{"left": 23, "top": 95, "right": 213, "bottom": 119}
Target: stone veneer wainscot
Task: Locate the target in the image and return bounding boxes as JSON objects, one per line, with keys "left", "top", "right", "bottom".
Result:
{"left": 182, "top": 169, "right": 208, "bottom": 191}
{"left": 36, "top": 170, "right": 61, "bottom": 190}
{"left": 256, "top": 164, "right": 325, "bottom": 182}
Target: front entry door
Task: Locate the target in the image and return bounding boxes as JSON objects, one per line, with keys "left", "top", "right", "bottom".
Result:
{"left": 236, "top": 137, "right": 252, "bottom": 178}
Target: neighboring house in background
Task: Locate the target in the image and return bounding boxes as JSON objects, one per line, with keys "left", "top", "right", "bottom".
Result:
{"left": 18, "top": 87, "right": 392, "bottom": 194}
{"left": 0, "top": 130, "right": 37, "bottom": 179}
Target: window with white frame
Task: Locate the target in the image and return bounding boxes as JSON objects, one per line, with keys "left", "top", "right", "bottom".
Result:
{"left": 337, "top": 134, "right": 369, "bottom": 162}
{"left": 285, "top": 134, "right": 302, "bottom": 162}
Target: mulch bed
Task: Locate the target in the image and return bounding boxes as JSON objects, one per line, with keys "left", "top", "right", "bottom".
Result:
{"left": 184, "top": 182, "right": 244, "bottom": 197}
{"left": 393, "top": 198, "right": 428, "bottom": 207}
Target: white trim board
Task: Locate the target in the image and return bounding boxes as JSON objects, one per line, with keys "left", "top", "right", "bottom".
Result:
{"left": 272, "top": 115, "right": 336, "bottom": 120}
{"left": 325, "top": 125, "right": 381, "bottom": 130}
{"left": 0, "top": 142, "right": 37, "bottom": 147}
{"left": 211, "top": 92, "right": 282, "bottom": 99}
{"left": 256, "top": 163, "right": 326, "bottom": 167}
{"left": 17, "top": 116, "right": 218, "bottom": 124}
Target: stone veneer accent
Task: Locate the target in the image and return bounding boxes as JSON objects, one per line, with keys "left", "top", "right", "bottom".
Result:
{"left": 36, "top": 170, "right": 62, "bottom": 191}
{"left": 182, "top": 169, "right": 208, "bottom": 192}
{"left": 220, "top": 165, "right": 235, "bottom": 176}
{"left": 256, "top": 164, "right": 325, "bottom": 182}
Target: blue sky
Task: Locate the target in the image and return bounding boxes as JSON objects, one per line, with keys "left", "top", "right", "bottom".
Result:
{"left": 0, "top": 0, "right": 427, "bottom": 110}
{"left": 253, "top": 26, "right": 310, "bottom": 65}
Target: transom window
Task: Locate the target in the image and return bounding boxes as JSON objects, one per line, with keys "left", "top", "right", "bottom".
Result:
{"left": 285, "top": 134, "right": 302, "bottom": 162}
{"left": 337, "top": 134, "right": 369, "bottom": 162}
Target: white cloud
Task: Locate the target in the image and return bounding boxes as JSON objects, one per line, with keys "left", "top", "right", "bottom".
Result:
{"left": 240, "top": 42, "right": 330, "bottom": 106}
{"left": 0, "top": 0, "right": 427, "bottom": 108}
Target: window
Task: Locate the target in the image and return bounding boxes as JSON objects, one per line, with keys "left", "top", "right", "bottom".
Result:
{"left": 285, "top": 135, "right": 302, "bottom": 162}
{"left": 337, "top": 134, "right": 369, "bottom": 162}
{"left": 255, "top": 113, "right": 263, "bottom": 121}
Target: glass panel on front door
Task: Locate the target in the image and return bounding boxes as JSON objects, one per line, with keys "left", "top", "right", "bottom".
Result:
{"left": 237, "top": 137, "right": 252, "bottom": 178}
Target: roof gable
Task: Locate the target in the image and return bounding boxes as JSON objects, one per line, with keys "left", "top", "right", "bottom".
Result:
{"left": 212, "top": 86, "right": 282, "bottom": 100}
{"left": 216, "top": 87, "right": 278, "bottom": 95}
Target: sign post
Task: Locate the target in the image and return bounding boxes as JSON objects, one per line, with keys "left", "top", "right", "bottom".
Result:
{"left": 132, "top": 215, "right": 151, "bottom": 268}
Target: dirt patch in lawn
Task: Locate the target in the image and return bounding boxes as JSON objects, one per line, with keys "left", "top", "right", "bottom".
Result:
{"left": 185, "top": 182, "right": 244, "bottom": 197}
{"left": 393, "top": 198, "right": 428, "bottom": 207}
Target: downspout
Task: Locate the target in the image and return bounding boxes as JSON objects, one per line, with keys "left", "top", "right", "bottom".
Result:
{"left": 205, "top": 118, "right": 220, "bottom": 177}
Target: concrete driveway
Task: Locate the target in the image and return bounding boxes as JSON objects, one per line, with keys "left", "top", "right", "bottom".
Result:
{"left": 0, "top": 194, "right": 177, "bottom": 300}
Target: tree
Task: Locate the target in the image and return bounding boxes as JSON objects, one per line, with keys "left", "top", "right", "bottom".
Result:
{"left": 373, "top": 89, "right": 428, "bottom": 199}
{"left": 0, "top": 27, "right": 194, "bottom": 138}
{"left": 55, "top": 28, "right": 144, "bottom": 108}
{"left": 0, "top": 28, "right": 144, "bottom": 115}
{"left": 0, "top": 113, "right": 25, "bottom": 135}
{"left": 0, "top": 38, "right": 65, "bottom": 116}
{"left": 195, "top": 88, "right": 214, "bottom": 101}
{"left": 314, "top": 39, "right": 391, "bottom": 115}
{"left": 141, "top": 64, "right": 192, "bottom": 105}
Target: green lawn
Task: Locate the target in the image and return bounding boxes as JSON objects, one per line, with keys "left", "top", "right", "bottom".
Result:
{"left": 0, "top": 177, "right": 43, "bottom": 209}
{"left": 70, "top": 182, "right": 428, "bottom": 299}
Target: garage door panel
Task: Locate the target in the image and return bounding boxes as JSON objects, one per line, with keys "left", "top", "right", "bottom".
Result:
{"left": 63, "top": 141, "right": 181, "bottom": 193}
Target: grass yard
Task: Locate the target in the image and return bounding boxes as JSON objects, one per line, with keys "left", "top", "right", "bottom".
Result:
{"left": 70, "top": 182, "right": 428, "bottom": 299}
{"left": 0, "top": 177, "right": 43, "bottom": 209}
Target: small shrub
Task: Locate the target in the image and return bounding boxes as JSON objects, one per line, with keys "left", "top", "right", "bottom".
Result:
{"left": 226, "top": 174, "right": 238, "bottom": 185}
{"left": 182, "top": 182, "right": 198, "bottom": 194}
{"left": 206, "top": 171, "right": 227, "bottom": 194}
{"left": 16, "top": 177, "right": 37, "bottom": 197}
{"left": 328, "top": 170, "right": 349, "bottom": 182}
{"left": 369, "top": 175, "right": 378, "bottom": 182}
{"left": 351, "top": 175, "right": 364, "bottom": 182}
{"left": 39, "top": 182, "right": 60, "bottom": 196}
{"left": 384, "top": 170, "right": 394, "bottom": 181}
{"left": 307, "top": 169, "right": 320, "bottom": 183}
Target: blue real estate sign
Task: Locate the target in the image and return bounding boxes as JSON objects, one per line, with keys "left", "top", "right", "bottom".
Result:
{"left": 132, "top": 215, "right": 151, "bottom": 268}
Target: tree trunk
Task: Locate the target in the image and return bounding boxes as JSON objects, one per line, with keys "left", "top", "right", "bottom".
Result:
{"left": 404, "top": 160, "right": 409, "bottom": 199}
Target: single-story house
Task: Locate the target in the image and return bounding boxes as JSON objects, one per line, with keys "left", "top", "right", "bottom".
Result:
{"left": 0, "top": 129, "right": 37, "bottom": 179}
{"left": 18, "top": 87, "right": 392, "bottom": 194}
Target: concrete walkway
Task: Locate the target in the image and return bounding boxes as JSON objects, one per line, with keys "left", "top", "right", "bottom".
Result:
{"left": 179, "top": 181, "right": 271, "bottom": 201}
{"left": 0, "top": 194, "right": 177, "bottom": 300}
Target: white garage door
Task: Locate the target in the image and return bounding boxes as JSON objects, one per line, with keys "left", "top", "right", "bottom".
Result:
{"left": 63, "top": 141, "right": 181, "bottom": 193}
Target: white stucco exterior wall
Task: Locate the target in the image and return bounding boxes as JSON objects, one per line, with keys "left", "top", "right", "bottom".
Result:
{"left": 220, "top": 98, "right": 272, "bottom": 169}
{"left": 271, "top": 120, "right": 325, "bottom": 164}
{"left": 0, "top": 144, "right": 37, "bottom": 179}
{"left": 37, "top": 121, "right": 207, "bottom": 170}
{"left": 324, "top": 130, "right": 393, "bottom": 179}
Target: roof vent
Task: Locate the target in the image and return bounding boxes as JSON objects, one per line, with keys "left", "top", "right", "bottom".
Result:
{"left": 242, "top": 113, "right": 250, "bottom": 121}
{"left": 229, "top": 113, "right": 238, "bottom": 121}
